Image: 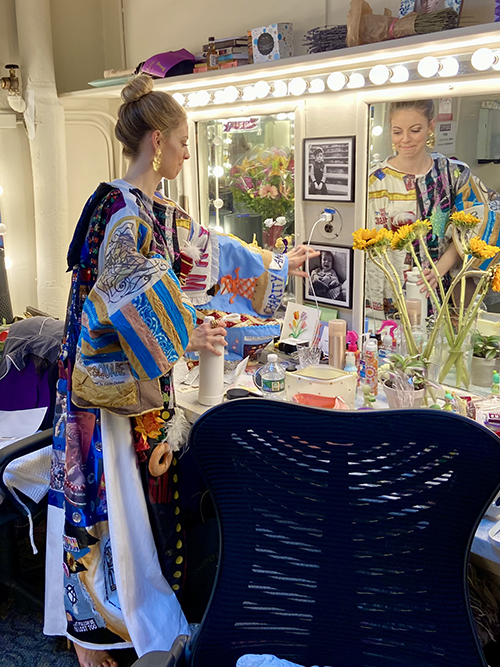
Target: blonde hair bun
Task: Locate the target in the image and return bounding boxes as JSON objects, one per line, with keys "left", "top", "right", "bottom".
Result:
{"left": 121, "top": 74, "right": 154, "bottom": 104}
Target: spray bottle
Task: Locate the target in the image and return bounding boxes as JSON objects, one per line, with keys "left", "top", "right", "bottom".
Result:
{"left": 365, "top": 337, "right": 379, "bottom": 396}
{"left": 377, "top": 320, "right": 397, "bottom": 365}
{"left": 346, "top": 330, "right": 361, "bottom": 385}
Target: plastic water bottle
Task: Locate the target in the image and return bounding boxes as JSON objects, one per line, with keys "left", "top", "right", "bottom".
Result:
{"left": 260, "top": 353, "right": 286, "bottom": 401}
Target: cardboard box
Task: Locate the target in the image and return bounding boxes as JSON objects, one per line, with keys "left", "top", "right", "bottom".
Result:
{"left": 251, "top": 23, "right": 293, "bottom": 63}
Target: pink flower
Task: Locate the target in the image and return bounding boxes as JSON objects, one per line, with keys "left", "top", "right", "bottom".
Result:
{"left": 259, "top": 184, "right": 274, "bottom": 198}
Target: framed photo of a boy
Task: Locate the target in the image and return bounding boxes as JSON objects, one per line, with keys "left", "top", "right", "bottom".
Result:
{"left": 303, "top": 243, "right": 353, "bottom": 309}
{"left": 303, "top": 136, "right": 355, "bottom": 202}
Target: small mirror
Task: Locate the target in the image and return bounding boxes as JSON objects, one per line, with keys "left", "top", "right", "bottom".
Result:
{"left": 196, "top": 113, "right": 295, "bottom": 250}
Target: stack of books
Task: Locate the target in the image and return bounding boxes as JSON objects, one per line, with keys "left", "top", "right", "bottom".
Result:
{"left": 194, "top": 36, "right": 251, "bottom": 73}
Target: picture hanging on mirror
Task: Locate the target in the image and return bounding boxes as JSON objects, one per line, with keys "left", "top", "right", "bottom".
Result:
{"left": 303, "top": 136, "right": 355, "bottom": 202}
{"left": 399, "top": 0, "right": 462, "bottom": 16}
{"left": 303, "top": 243, "right": 353, "bottom": 309}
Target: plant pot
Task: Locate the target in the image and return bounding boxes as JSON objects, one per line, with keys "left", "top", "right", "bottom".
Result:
{"left": 471, "top": 355, "right": 496, "bottom": 387}
{"left": 382, "top": 380, "right": 425, "bottom": 408}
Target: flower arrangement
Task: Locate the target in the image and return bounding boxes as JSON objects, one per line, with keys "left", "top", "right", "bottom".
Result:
{"left": 229, "top": 147, "right": 295, "bottom": 225}
{"left": 353, "top": 212, "right": 500, "bottom": 390}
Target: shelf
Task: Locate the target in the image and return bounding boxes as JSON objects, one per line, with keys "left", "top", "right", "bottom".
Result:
{"left": 60, "top": 22, "right": 500, "bottom": 100}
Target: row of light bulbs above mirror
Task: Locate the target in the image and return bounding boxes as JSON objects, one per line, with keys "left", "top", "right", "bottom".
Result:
{"left": 171, "top": 47, "right": 500, "bottom": 108}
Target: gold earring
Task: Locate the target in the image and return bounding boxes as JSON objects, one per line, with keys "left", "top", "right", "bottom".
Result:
{"left": 426, "top": 131, "right": 436, "bottom": 149}
{"left": 152, "top": 147, "right": 162, "bottom": 172}
{"left": 392, "top": 142, "right": 397, "bottom": 155}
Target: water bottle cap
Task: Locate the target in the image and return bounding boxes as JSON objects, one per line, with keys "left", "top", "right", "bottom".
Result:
{"left": 267, "top": 353, "right": 278, "bottom": 362}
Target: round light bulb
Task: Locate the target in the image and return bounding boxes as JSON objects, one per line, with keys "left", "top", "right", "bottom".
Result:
{"left": 471, "top": 47, "right": 496, "bottom": 71}
{"left": 213, "top": 198, "right": 224, "bottom": 209}
{"left": 390, "top": 64, "right": 409, "bottom": 83}
{"left": 4, "top": 256, "right": 12, "bottom": 270}
{"left": 369, "top": 65, "right": 391, "bottom": 85}
{"left": 213, "top": 89, "right": 226, "bottom": 104}
{"left": 493, "top": 52, "right": 500, "bottom": 71}
{"left": 223, "top": 85, "right": 240, "bottom": 103}
{"left": 327, "top": 71, "right": 347, "bottom": 91}
{"left": 0, "top": 185, "right": 4, "bottom": 197}
{"left": 287, "top": 112, "right": 295, "bottom": 121}
{"left": 212, "top": 135, "right": 223, "bottom": 146}
{"left": 439, "top": 56, "right": 459, "bottom": 78}
{"left": 187, "top": 92, "right": 199, "bottom": 107}
{"left": 213, "top": 166, "right": 224, "bottom": 178}
{"left": 309, "top": 78, "right": 325, "bottom": 94}
{"left": 347, "top": 72, "right": 365, "bottom": 89}
{"left": 272, "top": 80, "right": 288, "bottom": 97}
{"left": 372, "top": 125, "right": 383, "bottom": 137}
{"left": 417, "top": 56, "right": 440, "bottom": 78}
{"left": 172, "top": 93, "right": 185, "bottom": 106}
{"left": 254, "top": 80, "right": 271, "bottom": 98}
{"left": 288, "top": 77, "right": 308, "bottom": 96}
{"left": 197, "top": 90, "right": 211, "bottom": 106}
{"left": 242, "top": 85, "right": 256, "bottom": 101}
{"left": 276, "top": 112, "right": 287, "bottom": 121}
{"left": 213, "top": 224, "right": 224, "bottom": 233}
{"left": 0, "top": 223, "right": 6, "bottom": 235}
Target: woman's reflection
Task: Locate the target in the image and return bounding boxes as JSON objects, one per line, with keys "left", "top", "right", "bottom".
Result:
{"left": 366, "top": 98, "right": 500, "bottom": 320}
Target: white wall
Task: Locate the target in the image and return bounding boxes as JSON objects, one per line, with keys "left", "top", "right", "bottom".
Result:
{"left": 122, "top": 0, "right": 401, "bottom": 68}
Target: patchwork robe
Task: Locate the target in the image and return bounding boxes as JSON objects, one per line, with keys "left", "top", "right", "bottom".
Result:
{"left": 44, "top": 179, "right": 289, "bottom": 656}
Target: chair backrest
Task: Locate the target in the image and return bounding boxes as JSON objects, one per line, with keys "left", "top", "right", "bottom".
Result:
{"left": 188, "top": 399, "right": 500, "bottom": 667}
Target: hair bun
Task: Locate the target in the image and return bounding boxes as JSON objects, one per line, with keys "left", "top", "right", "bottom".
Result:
{"left": 121, "top": 74, "right": 154, "bottom": 104}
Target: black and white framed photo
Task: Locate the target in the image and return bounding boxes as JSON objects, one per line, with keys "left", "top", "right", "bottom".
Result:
{"left": 399, "top": 0, "right": 462, "bottom": 15}
{"left": 303, "top": 243, "right": 353, "bottom": 309}
{"left": 303, "top": 136, "right": 355, "bottom": 202}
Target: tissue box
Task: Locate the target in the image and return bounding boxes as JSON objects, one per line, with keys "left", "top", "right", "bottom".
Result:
{"left": 251, "top": 23, "right": 293, "bottom": 63}
{"left": 285, "top": 365, "right": 357, "bottom": 409}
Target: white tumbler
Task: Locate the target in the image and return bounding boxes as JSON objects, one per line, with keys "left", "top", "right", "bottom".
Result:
{"left": 198, "top": 316, "right": 225, "bottom": 406}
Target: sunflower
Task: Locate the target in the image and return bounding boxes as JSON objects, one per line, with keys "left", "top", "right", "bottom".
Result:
{"left": 134, "top": 410, "right": 165, "bottom": 439}
{"left": 352, "top": 228, "right": 378, "bottom": 250}
{"left": 467, "top": 237, "right": 500, "bottom": 260}
{"left": 412, "top": 219, "right": 432, "bottom": 238}
{"left": 492, "top": 266, "right": 500, "bottom": 292}
{"left": 450, "top": 211, "right": 480, "bottom": 229}
{"left": 370, "top": 227, "right": 394, "bottom": 249}
{"left": 391, "top": 224, "right": 416, "bottom": 250}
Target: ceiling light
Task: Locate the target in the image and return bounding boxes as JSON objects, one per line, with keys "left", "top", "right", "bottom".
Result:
{"left": 390, "top": 65, "right": 409, "bottom": 83}
{"left": 372, "top": 125, "right": 383, "bottom": 136}
{"left": 327, "top": 72, "right": 347, "bottom": 91}
{"left": 272, "top": 80, "right": 288, "bottom": 97}
{"left": 288, "top": 77, "right": 308, "bottom": 96}
{"left": 309, "top": 78, "right": 325, "bottom": 93}
{"left": 417, "top": 56, "right": 441, "bottom": 78}
{"left": 223, "top": 85, "right": 240, "bottom": 103}
{"left": 213, "top": 166, "right": 224, "bottom": 178}
{"left": 439, "top": 56, "right": 459, "bottom": 77}
{"left": 242, "top": 85, "right": 256, "bottom": 101}
{"left": 471, "top": 47, "right": 497, "bottom": 71}
{"left": 172, "top": 93, "right": 185, "bottom": 106}
{"left": 347, "top": 72, "right": 365, "bottom": 89}
{"left": 254, "top": 80, "right": 271, "bottom": 98}
{"left": 369, "top": 65, "right": 391, "bottom": 85}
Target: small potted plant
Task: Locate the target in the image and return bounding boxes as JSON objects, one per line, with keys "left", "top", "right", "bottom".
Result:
{"left": 379, "top": 353, "right": 431, "bottom": 408}
{"left": 470, "top": 331, "right": 500, "bottom": 387}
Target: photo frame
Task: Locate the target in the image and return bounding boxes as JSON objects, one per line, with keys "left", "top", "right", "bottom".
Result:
{"left": 399, "top": 0, "right": 462, "bottom": 16}
{"left": 303, "top": 243, "right": 353, "bottom": 309}
{"left": 303, "top": 136, "right": 355, "bottom": 202}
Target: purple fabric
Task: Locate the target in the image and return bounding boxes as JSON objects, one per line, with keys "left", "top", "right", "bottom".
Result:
{"left": 141, "top": 49, "right": 195, "bottom": 78}
{"left": 0, "top": 359, "right": 50, "bottom": 411}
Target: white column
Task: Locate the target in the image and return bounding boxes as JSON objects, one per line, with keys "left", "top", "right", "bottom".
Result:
{"left": 15, "top": 0, "right": 69, "bottom": 318}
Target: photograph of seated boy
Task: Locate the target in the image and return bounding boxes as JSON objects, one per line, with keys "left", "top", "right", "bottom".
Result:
{"left": 310, "top": 250, "right": 342, "bottom": 300}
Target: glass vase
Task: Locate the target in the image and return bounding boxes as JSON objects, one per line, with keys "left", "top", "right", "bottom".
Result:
{"left": 433, "top": 309, "right": 474, "bottom": 391}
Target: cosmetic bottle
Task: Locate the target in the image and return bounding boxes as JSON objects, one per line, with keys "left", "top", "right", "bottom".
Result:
{"left": 346, "top": 330, "right": 361, "bottom": 385}
{"left": 328, "top": 319, "right": 346, "bottom": 369}
{"left": 364, "top": 337, "right": 379, "bottom": 396}
{"left": 344, "top": 351, "right": 358, "bottom": 378}
{"left": 406, "top": 298, "right": 425, "bottom": 352}
{"left": 198, "top": 316, "right": 224, "bottom": 406}
{"left": 206, "top": 37, "right": 218, "bottom": 71}
{"left": 406, "top": 266, "right": 428, "bottom": 324}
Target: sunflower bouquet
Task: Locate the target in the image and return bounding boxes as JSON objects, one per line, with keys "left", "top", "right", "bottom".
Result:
{"left": 353, "top": 212, "right": 500, "bottom": 390}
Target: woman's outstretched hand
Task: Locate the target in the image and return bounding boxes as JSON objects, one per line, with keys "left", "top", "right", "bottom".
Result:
{"left": 286, "top": 245, "right": 321, "bottom": 278}
{"left": 418, "top": 267, "right": 439, "bottom": 294}
{"left": 186, "top": 320, "right": 227, "bottom": 356}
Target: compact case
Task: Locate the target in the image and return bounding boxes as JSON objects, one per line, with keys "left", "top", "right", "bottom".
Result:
{"left": 285, "top": 364, "right": 357, "bottom": 409}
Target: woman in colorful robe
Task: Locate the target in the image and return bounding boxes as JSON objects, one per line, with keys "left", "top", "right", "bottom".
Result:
{"left": 43, "top": 74, "right": 316, "bottom": 667}
{"left": 366, "top": 98, "right": 500, "bottom": 321}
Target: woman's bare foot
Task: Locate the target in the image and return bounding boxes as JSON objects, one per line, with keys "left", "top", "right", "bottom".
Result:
{"left": 73, "top": 643, "right": 119, "bottom": 667}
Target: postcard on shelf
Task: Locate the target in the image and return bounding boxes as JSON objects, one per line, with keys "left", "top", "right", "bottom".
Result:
{"left": 279, "top": 302, "right": 320, "bottom": 345}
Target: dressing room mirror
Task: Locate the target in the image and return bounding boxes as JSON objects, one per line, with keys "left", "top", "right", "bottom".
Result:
{"left": 196, "top": 113, "right": 295, "bottom": 249}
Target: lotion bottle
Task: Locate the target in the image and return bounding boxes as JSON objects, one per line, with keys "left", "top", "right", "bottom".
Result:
{"left": 328, "top": 319, "right": 347, "bottom": 370}
{"left": 364, "top": 337, "right": 379, "bottom": 396}
{"left": 406, "top": 266, "right": 428, "bottom": 324}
